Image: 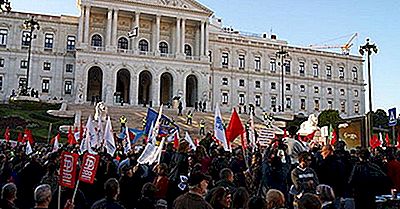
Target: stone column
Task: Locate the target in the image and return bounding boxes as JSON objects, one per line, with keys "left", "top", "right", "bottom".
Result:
{"left": 112, "top": 9, "right": 119, "bottom": 47}
{"left": 181, "top": 18, "right": 186, "bottom": 55}
{"left": 154, "top": 15, "right": 161, "bottom": 53}
{"left": 152, "top": 78, "right": 160, "bottom": 107}
{"left": 175, "top": 18, "right": 181, "bottom": 55}
{"left": 205, "top": 21, "right": 209, "bottom": 57}
{"left": 200, "top": 21, "right": 205, "bottom": 56}
{"left": 84, "top": 6, "right": 91, "bottom": 44}
{"left": 77, "top": 5, "right": 84, "bottom": 44}
{"left": 106, "top": 9, "right": 113, "bottom": 49}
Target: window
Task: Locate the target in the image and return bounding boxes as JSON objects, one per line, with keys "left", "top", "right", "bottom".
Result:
{"left": 284, "top": 60, "right": 291, "bottom": 75}
{"left": 208, "top": 51, "right": 212, "bottom": 63}
{"left": 91, "top": 34, "right": 102, "bottom": 47}
{"left": 21, "top": 31, "right": 31, "bottom": 47}
{"left": 314, "top": 86, "right": 319, "bottom": 94}
{"left": 271, "top": 96, "right": 277, "bottom": 109}
{"left": 313, "top": 64, "right": 319, "bottom": 77}
{"left": 255, "top": 95, "right": 261, "bottom": 107}
{"left": 42, "top": 79, "right": 50, "bottom": 93}
{"left": 239, "top": 93, "right": 245, "bottom": 105}
{"left": 222, "top": 92, "right": 229, "bottom": 105}
{"left": 66, "top": 64, "right": 73, "bottom": 73}
{"left": 341, "top": 101, "right": 346, "bottom": 113}
{"left": 66, "top": 36, "right": 76, "bottom": 50}
{"left": 340, "top": 89, "right": 345, "bottom": 96}
{"left": 65, "top": 81, "right": 72, "bottom": 94}
{"left": 286, "top": 83, "right": 291, "bottom": 91}
{"left": 328, "top": 100, "right": 333, "bottom": 109}
{"left": 299, "top": 62, "right": 305, "bottom": 76}
{"left": 352, "top": 67, "right": 358, "bottom": 81}
{"left": 238, "top": 54, "right": 245, "bottom": 69}
{"left": 255, "top": 56, "right": 261, "bottom": 71}
{"left": 270, "top": 58, "right": 276, "bottom": 73}
{"left": 339, "top": 67, "right": 345, "bottom": 80}
{"left": 43, "top": 62, "right": 51, "bottom": 71}
{"left": 286, "top": 97, "right": 292, "bottom": 109}
{"left": 354, "top": 90, "right": 359, "bottom": 97}
{"left": 20, "top": 60, "right": 28, "bottom": 69}
{"left": 354, "top": 102, "right": 360, "bottom": 114}
{"left": 159, "top": 41, "right": 168, "bottom": 54}
{"left": 0, "top": 76, "right": 2, "bottom": 91}
{"left": 255, "top": 81, "right": 261, "bottom": 89}
{"left": 222, "top": 77, "right": 228, "bottom": 85}
{"left": 300, "top": 98, "right": 306, "bottom": 110}
{"left": 271, "top": 82, "right": 276, "bottom": 90}
{"left": 327, "top": 88, "right": 332, "bottom": 95}
{"left": 19, "top": 77, "right": 26, "bottom": 88}
{"left": 0, "top": 58, "right": 4, "bottom": 67}
{"left": 118, "top": 37, "right": 129, "bottom": 50}
{"left": 314, "top": 99, "right": 320, "bottom": 111}
{"left": 300, "top": 85, "right": 305, "bottom": 92}
{"left": 239, "top": 79, "right": 245, "bottom": 87}
{"left": 184, "top": 44, "right": 192, "bottom": 56}
{"left": 222, "top": 52, "right": 229, "bottom": 68}
{"left": 44, "top": 33, "right": 54, "bottom": 49}
{"left": 0, "top": 29, "right": 7, "bottom": 46}
{"left": 326, "top": 66, "right": 332, "bottom": 79}
{"left": 138, "top": 39, "right": 149, "bottom": 52}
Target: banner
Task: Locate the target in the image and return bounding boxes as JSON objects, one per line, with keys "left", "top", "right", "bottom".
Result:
{"left": 59, "top": 152, "right": 79, "bottom": 188}
{"left": 79, "top": 153, "right": 100, "bottom": 184}
{"left": 144, "top": 108, "right": 179, "bottom": 135}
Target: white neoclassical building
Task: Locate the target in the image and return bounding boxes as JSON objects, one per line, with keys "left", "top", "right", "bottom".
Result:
{"left": 0, "top": 0, "right": 365, "bottom": 117}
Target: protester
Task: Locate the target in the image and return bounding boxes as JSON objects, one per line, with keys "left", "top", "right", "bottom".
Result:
{"left": 316, "top": 184, "right": 336, "bottom": 209}
{"left": 136, "top": 182, "right": 157, "bottom": 209}
{"left": 91, "top": 178, "right": 125, "bottom": 209}
{"left": 296, "top": 193, "right": 322, "bottom": 209}
{"left": 0, "top": 183, "right": 18, "bottom": 209}
{"left": 291, "top": 152, "right": 319, "bottom": 197}
{"left": 231, "top": 187, "right": 249, "bottom": 209}
{"left": 215, "top": 168, "right": 237, "bottom": 194}
{"left": 205, "top": 186, "right": 232, "bottom": 209}
{"left": 266, "top": 189, "right": 286, "bottom": 209}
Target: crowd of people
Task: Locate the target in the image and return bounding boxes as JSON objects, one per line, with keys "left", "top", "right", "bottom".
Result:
{"left": 0, "top": 130, "right": 398, "bottom": 209}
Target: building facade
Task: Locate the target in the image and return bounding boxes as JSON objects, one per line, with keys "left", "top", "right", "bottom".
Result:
{"left": 0, "top": 0, "right": 365, "bottom": 117}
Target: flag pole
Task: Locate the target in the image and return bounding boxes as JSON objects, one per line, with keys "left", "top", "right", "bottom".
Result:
{"left": 71, "top": 180, "right": 80, "bottom": 204}
{"left": 47, "top": 123, "right": 53, "bottom": 143}
{"left": 57, "top": 185, "right": 61, "bottom": 209}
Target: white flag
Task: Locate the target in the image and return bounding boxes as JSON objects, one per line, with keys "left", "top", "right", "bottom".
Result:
{"left": 184, "top": 132, "right": 197, "bottom": 151}
{"left": 80, "top": 115, "right": 96, "bottom": 154}
{"left": 148, "top": 137, "right": 166, "bottom": 165}
{"left": 214, "top": 104, "right": 229, "bottom": 151}
{"left": 150, "top": 105, "right": 163, "bottom": 145}
{"left": 25, "top": 141, "right": 33, "bottom": 155}
{"left": 104, "top": 116, "right": 116, "bottom": 156}
{"left": 123, "top": 125, "right": 132, "bottom": 155}
{"left": 52, "top": 134, "right": 60, "bottom": 152}
{"left": 137, "top": 143, "right": 156, "bottom": 164}
{"left": 248, "top": 113, "right": 256, "bottom": 149}
{"left": 96, "top": 118, "right": 104, "bottom": 149}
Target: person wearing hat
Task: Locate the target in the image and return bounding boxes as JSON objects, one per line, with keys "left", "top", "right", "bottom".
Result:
{"left": 173, "top": 172, "right": 213, "bottom": 209}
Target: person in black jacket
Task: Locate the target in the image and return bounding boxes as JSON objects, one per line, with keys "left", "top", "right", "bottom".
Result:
{"left": 290, "top": 152, "right": 319, "bottom": 198}
{"left": 0, "top": 183, "right": 18, "bottom": 209}
{"left": 91, "top": 178, "right": 125, "bottom": 209}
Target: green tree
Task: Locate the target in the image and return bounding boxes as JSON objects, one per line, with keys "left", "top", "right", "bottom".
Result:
{"left": 372, "top": 109, "right": 388, "bottom": 129}
{"left": 318, "top": 110, "right": 342, "bottom": 128}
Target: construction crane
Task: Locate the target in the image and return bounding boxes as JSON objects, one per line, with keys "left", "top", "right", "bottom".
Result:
{"left": 309, "top": 33, "right": 358, "bottom": 55}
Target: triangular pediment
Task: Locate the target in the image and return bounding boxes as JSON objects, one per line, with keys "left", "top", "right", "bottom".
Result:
{"left": 129, "top": 0, "right": 213, "bottom": 15}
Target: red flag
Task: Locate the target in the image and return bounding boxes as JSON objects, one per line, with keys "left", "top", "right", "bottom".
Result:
{"left": 173, "top": 132, "right": 179, "bottom": 150}
{"left": 330, "top": 129, "right": 337, "bottom": 145}
{"left": 225, "top": 108, "right": 245, "bottom": 144}
{"left": 397, "top": 132, "right": 400, "bottom": 149}
{"left": 79, "top": 122, "right": 84, "bottom": 142}
{"left": 370, "top": 134, "right": 381, "bottom": 149}
{"left": 59, "top": 152, "right": 78, "bottom": 188}
{"left": 4, "top": 127, "right": 10, "bottom": 142}
{"left": 283, "top": 129, "right": 288, "bottom": 138}
{"left": 240, "top": 133, "right": 248, "bottom": 150}
{"left": 17, "top": 132, "right": 23, "bottom": 143}
{"left": 23, "top": 129, "right": 34, "bottom": 144}
{"left": 79, "top": 153, "right": 100, "bottom": 184}
{"left": 305, "top": 131, "right": 316, "bottom": 141}
{"left": 385, "top": 133, "right": 391, "bottom": 147}
{"left": 68, "top": 127, "right": 77, "bottom": 145}
{"left": 50, "top": 133, "right": 60, "bottom": 145}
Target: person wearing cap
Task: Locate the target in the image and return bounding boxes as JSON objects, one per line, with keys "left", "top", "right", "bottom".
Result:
{"left": 173, "top": 172, "right": 213, "bottom": 209}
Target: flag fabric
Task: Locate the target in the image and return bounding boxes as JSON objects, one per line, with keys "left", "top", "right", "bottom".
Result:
{"left": 118, "top": 128, "right": 144, "bottom": 144}
{"left": 25, "top": 141, "right": 33, "bottom": 155}
{"left": 144, "top": 107, "right": 179, "bottom": 135}
{"left": 79, "top": 153, "right": 100, "bottom": 184}
{"left": 80, "top": 116, "right": 96, "bottom": 154}
{"left": 23, "top": 129, "right": 34, "bottom": 144}
{"left": 225, "top": 108, "right": 245, "bottom": 147}
{"left": 68, "top": 127, "right": 78, "bottom": 145}
{"left": 79, "top": 121, "right": 84, "bottom": 142}
{"left": 305, "top": 131, "right": 316, "bottom": 141}
{"left": 123, "top": 125, "right": 132, "bottom": 155}
{"left": 174, "top": 131, "right": 179, "bottom": 149}
{"left": 397, "top": 132, "right": 400, "bottom": 148}
{"left": 149, "top": 105, "right": 163, "bottom": 145}
{"left": 17, "top": 132, "right": 23, "bottom": 143}
{"left": 59, "top": 152, "right": 78, "bottom": 188}
{"left": 4, "top": 127, "right": 10, "bottom": 142}
{"left": 283, "top": 129, "right": 288, "bottom": 138}
{"left": 385, "top": 133, "right": 391, "bottom": 147}
{"left": 330, "top": 129, "right": 337, "bottom": 145}
{"left": 148, "top": 137, "right": 166, "bottom": 165}
{"left": 214, "top": 104, "right": 229, "bottom": 151}
{"left": 52, "top": 133, "right": 60, "bottom": 152}
{"left": 370, "top": 134, "right": 381, "bottom": 149}
{"left": 184, "top": 132, "right": 197, "bottom": 151}
{"left": 73, "top": 126, "right": 80, "bottom": 142}
{"left": 96, "top": 118, "right": 104, "bottom": 149}
{"left": 379, "top": 132, "right": 384, "bottom": 146}
{"left": 104, "top": 116, "right": 116, "bottom": 156}
{"left": 248, "top": 113, "right": 256, "bottom": 149}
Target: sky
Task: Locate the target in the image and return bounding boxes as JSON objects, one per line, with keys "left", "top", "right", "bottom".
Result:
{"left": 10, "top": 0, "right": 400, "bottom": 112}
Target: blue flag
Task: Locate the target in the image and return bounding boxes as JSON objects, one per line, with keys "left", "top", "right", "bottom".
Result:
{"left": 119, "top": 128, "right": 144, "bottom": 144}
{"left": 144, "top": 108, "right": 179, "bottom": 135}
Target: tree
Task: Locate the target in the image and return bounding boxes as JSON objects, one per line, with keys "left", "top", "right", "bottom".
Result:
{"left": 372, "top": 109, "right": 388, "bottom": 129}
{"left": 318, "top": 110, "right": 342, "bottom": 128}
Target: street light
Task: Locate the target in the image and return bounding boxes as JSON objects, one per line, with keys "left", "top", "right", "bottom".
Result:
{"left": 23, "top": 16, "right": 40, "bottom": 96}
{"left": 276, "top": 46, "right": 289, "bottom": 112}
{"left": 359, "top": 38, "right": 378, "bottom": 147}
{"left": 0, "top": 0, "right": 11, "bottom": 13}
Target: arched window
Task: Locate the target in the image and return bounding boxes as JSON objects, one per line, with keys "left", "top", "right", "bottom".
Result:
{"left": 184, "top": 44, "right": 192, "bottom": 56}
{"left": 138, "top": 39, "right": 149, "bottom": 52}
{"left": 352, "top": 67, "right": 358, "bottom": 81}
{"left": 118, "top": 37, "right": 129, "bottom": 50}
{"left": 159, "top": 42, "right": 168, "bottom": 54}
{"left": 91, "top": 34, "right": 102, "bottom": 47}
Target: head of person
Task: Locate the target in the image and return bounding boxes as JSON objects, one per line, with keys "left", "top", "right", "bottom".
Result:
{"left": 359, "top": 148, "right": 371, "bottom": 162}
{"left": 316, "top": 184, "right": 335, "bottom": 203}
{"left": 219, "top": 168, "right": 234, "bottom": 182}
{"left": 178, "top": 141, "right": 189, "bottom": 153}
{"left": 298, "top": 151, "right": 312, "bottom": 168}
{"left": 247, "top": 196, "right": 266, "bottom": 209}
{"left": 34, "top": 184, "right": 52, "bottom": 207}
{"left": 123, "top": 165, "right": 133, "bottom": 177}
{"left": 266, "top": 189, "right": 285, "bottom": 209}
{"left": 297, "top": 193, "right": 322, "bottom": 209}
{"left": 206, "top": 187, "right": 232, "bottom": 209}
{"left": 321, "top": 145, "right": 334, "bottom": 159}
{"left": 142, "top": 182, "right": 157, "bottom": 198}
{"left": 232, "top": 187, "right": 249, "bottom": 209}
{"left": 104, "top": 178, "right": 120, "bottom": 200}
{"left": 157, "top": 163, "right": 168, "bottom": 176}
{"left": 188, "top": 172, "right": 212, "bottom": 196}
{"left": 1, "top": 183, "right": 17, "bottom": 202}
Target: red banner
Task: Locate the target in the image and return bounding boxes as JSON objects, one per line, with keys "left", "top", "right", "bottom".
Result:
{"left": 59, "top": 152, "right": 79, "bottom": 188}
{"left": 79, "top": 153, "right": 100, "bottom": 184}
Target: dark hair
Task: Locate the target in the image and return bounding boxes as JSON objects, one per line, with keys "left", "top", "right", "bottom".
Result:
{"left": 297, "top": 193, "right": 322, "bottom": 209}
{"left": 232, "top": 187, "right": 249, "bottom": 209}
{"left": 206, "top": 187, "right": 230, "bottom": 209}
{"left": 298, "top": 151, "right": 311, "bottom": 162}
{"left": 142, "top": 182, "right": 157, "bottom": 198}
{"left": 247, "top": 196, "right": 266, "bottom": 209}
{"left": 359, "top": 148, "right": 370, "bottom": 161}
{"left": 104, "top": 178, "right": 119, "bottom": 199}
{"left": 219, "top": 168, "right": 233, "bottom": 180}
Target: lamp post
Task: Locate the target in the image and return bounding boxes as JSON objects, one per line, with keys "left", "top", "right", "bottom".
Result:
{"left": 276, "top": 46, "right": 289, "bottom": 112}
{"left": 359, "top": 38, "right": 378, "bottom": 147}
{"left": 23, "top": 16, "right": 40, "bottom": 95}
{"left": 0, "top": 0, "right": 11, "bottom": 12}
